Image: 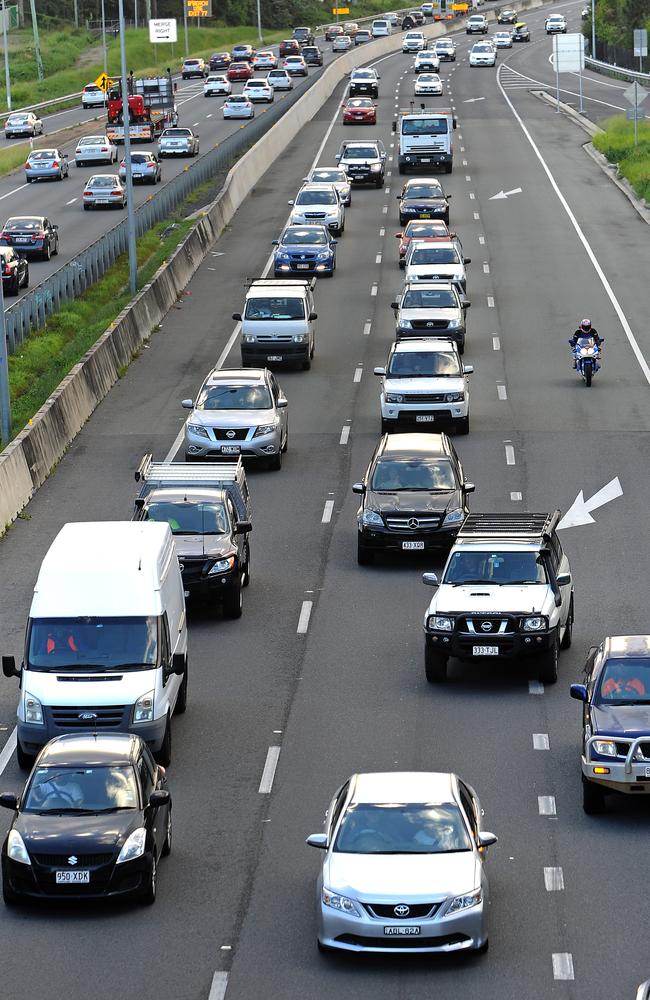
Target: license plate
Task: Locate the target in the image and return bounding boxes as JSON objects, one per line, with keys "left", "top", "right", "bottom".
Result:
{"left": 296, "top": 263, "right": 310, "bottom": 269}
{"left": 421, "top": 159, "right": 431, "bottom": 163}
{"left": 402, "top": 540, "right": 425, "bottom": 550}
{"left": 420, "top": 212, "right": 431, "bottom": 218}
{"left": 384, "top": 926, "right": 420, "bottom": 936}
{"left": 55, "top": 870, "right": 90, "bottom": 884}
{"left": 416, "top": 415, "right": 436, "bottom": 422}
{"left": 15, "top": 237, "right": 29, "bottom": 243}
{"left": 96, "top": 198, "right": 109, "bottom": 203}
{"left": 221, "top": 445, "right": 241, "bottom": 454}
{"left": 267, "top": 355, "right": 283, "bottom": 361}
{"left": 472, "top": 645, "right": 499, "bottom": 656}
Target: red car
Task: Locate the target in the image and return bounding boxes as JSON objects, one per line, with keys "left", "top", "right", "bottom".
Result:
{"left": 279, "top": 38, "right": 300, "bottom": 57}
{"left": 325, "top": 24, "right": 344, "bottom": 40}
{"left": 342, "top": 97, "right": 377, "bottom": 125}
{"left": 396, "top": 220, "right": 457, "bottom": 267}
{"left": 227, "top": 61, "right": 253, "bottom": 82}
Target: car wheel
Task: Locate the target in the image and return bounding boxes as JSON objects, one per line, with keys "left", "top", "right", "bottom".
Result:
{"left": 398, "top": 164, "right": 406, "bottom": 175}
{"left": 155, "top": 716, "right": 172, "bottom": 767}
{"left": 10, "top": 276, "right": 18, "bottom": 295}
{"left": 474, "top": 938, "right": 489, "bottom": 955}
{"left": 223, "top": 578, "right": 243, "bottom": 618}
{"left": 538, "top": 638, "right": 559, "bottom": 684}
{"left": 425, "top": 640, "right": 448, "bottom": 682}
{"left": 302, "top": 358, "right": 311, "bottom": 371}
{"left": 141, "top": 852, "right": 158, "bottom": 905}
{"left": 560, "top": 597, "right": 574, "bottom": 649}
{"left": 357, "top": 540, "right": 374, "bottom": 566}
{"left": 456, "top": 415, "right": 470, "bottom": 435}
{"left": 174, "top": 661, "right": 188, "bottom": 714}
{"left": 375, "top": 176, "right": 383, "bottom": 188}
{"left": 43, "top": 243, "right": 51, "bottom": 262}
{"left": 161, "top": 807, "right": 173, "bottom": 856}
{"left": 582, "top": 776, "right": 606, "bottom": 815}
{"left": 16, "top": 741, "right": 35, "bottom": 770}
{"left": 22, "top": 266, "right": 29, "bottom": 288}
{"left": 2, "top": 877, "right": 19, "bottom": 906}
{"left": 446, "top": 162, "right": 453, "bottom": 174}
{"left": 83, "top": 204, "right": 90, "bottom": 210}
{"left": 52, "top": 238, "right": 58, "bottom": 256}
{"left": 269, "top": 444, "right": 283, "bottom": 469}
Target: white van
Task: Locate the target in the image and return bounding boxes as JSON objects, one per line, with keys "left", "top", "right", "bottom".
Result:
{"left": 235, "top": 277, "right": 318, "bottom": 370}
{"left": 3, "top": 522, "right": 188, "bottom": 768}
{"left": 371, "top": 19, "right": 391, "bottom": 36}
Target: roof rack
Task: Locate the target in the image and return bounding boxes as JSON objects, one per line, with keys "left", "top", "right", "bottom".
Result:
{"left": 135, "top": 454, "right": 244, "bottom": 487}
{"left": 458, "top": 512, "right": 561, "bottom": 543}
{"left": 245, "top": 277, "right": 316, "bottom": 291}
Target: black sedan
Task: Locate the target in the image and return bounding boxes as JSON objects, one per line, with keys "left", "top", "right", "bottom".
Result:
{"left": 0, "top": 246, "right": 29, "bottom": 295}
{"left": 397, "top": 179, "right": 451, "bottom": 226}
{"left": 1, "top": 733, "right": 171, "bottom": 905}
{"left": 0, "top": 215, "right": 59, "bottom": 260}
{"left": 512, "top": 22, "right": 530, "bottom": 41}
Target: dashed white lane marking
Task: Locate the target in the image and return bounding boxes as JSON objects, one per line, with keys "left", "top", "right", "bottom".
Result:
{"left": 0, "top": 183, "right": 28, "bottom": 202}
{"left": 511, "top": 491, "right": 523, "bottom": 502}
{"left": 529, "top": 680, "right": 544, "bottom": 694}
{"left": 487, "top": 295, "right": 495, "bottom": 308}
{"left": 552, "top": 954, "right": 574, "bottom": 981}
{"left": 379, "top": 227, "right": 385, "bottom": 236}
{"left": 371, "top": 283, "right": 378, "bottom": 295}
{"left": 387, "top": 170, "right": 392, "bottom": 178}
{"left": 258, "top": 746, "right": 281, "bottom": 793}
{"left": 363, "top": 320, "right": 372, "bottom": 336}
{"left": 0, "top": 728, "right": 17, "bottom": 777}
{"left": 297, "top": 600, "right": 313, "bottom": 634}
{"left": 462, "top": 159, "right": 468, "bottom": 166}
{"left": 497, "top": 383, "right": 507, "bottom": 400}
{"left": 66, "top": 197, "right": 77, "bottom": 205}
{"left": 504, "top": 443, "right": 515, "bottom": 465}
{"left": 384, "top": 186, "right": 390, "bottom": 194}
{"left": 353, "top": 366, "right": 363, "bottom": 382}
{"left": 382, "top": 205, "right": 388, "bottom": 214}
{"left": 375, "top": 253, "right": 382, "bottom": 264}
{"left": 465, "top": 174, "right": 471, "bottom": 181}
{"left": 533, "top": 733, "right": 550, "bottom": 750}
{"left": 206, "top": 113, "right": 213, "bottom": 118}
{"left": 469, "top": 192, "right": 475, "bottom": 200}
{"left": 492, "top": 335, "right": 500, "bottom": 350}
{"left": 479, "top": 235, "right": 485, "bottom": 245}
{"left": 460, "top": 145, "right": 465, "bottom": 152}
{"left": 473, "top": 211, "right": 480, "bottom": 220}
{"left": 208, "top": 971, "right": 229, "bottom": 1000}
{"left": 192, "top": 121, "right": 199, "bottom": 126}
{"left": 340, "top": 425, "right": 350, "bottom": 445}
{"left": 390, "top": 141, "right": 394, "bottom": 148}
{"left": 322, "top": 500, "right": 334, "bottom": 523}
{"left": 483, "top": 263, "right": 490, "bottom": 273}
{"left": 538, "top": 795, "right": 557, "bottom": 816}
{"left": 544, "top": 867, "right": 565, "bottom": 891}
{"left": 389, "top": 156, "right": 393, "bottom": 163}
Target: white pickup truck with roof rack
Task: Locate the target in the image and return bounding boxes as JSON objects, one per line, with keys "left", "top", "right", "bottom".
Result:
{"left": 393, "top": 106, "right": 457, "bottom": 175}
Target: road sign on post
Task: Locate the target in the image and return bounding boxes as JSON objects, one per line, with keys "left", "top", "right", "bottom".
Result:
{"left": 149, "top": 18, "right": 177, "bottom": 42}
{"left": 552, "top": 33, "right": 586, "bottom": 112}
{"left": 624, "top": 81, "right": 648, "bottom": 145}
{"left": 633, "top": 28, "right": 647, "bottom": 73}
{"left": 185, "top": 0, "right": 211, "bottom": 16}
{"left": 332, "top": 7, "right": 350, "bottom": 13}
{"left": 94, "top": 71, "right": 115, "bottom": 91}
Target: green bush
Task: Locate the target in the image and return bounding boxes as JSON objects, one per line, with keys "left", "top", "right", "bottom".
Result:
{"left": 593, "top": 115, "right": 650, "bottom": 201}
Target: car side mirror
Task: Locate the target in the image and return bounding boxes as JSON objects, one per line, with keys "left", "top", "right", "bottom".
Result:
{"left": 392, "top": 121, "right": 397, "bottom": 132}
{"left": 335, "top": 154, "right": 341, "bottom": 161}
{"left": 463, "top": 482, "right": 475, "bottom": 493}
{"left": 181, "top": 399, "right": 193, "bottom": 409}
{"left": 374, "top": 366, "right": 386, "bottom": 376}
{"left": 570, "top": 683, "right": 587, "bottom": 702}
{"left": 271, "top": 240, "right": 279, "bottom": 246}
{"left": 446, "top": 194, "right": 452, "bottom": 199}
{"left": 422, "top": 572, "right": 439, "bottom": 587}
{"left": 306, "top": 833, "right": 328, "bottom": 849}
{"left": 557, "top": 573, "right": 571, "bottom": 586}
{"left": 463, "top": 365, "right": 474, "bottom": 374}
{"left": 277, "top": 397, "right": 288, "bottom": 408}
{"left": 330, "top": 240, "right": 338, "bottom": 246}
{"left": 464, "top": 257, "right": 472, "bottom": 264}
{"left": 287, "top": 200, "right": 294, "bottom": 206}
{"left": 478, "top": 831, "right": 497, "bottom": 849}
{"left": 235, "top": 520, "right": 252, "bottom": 534}
{"left": 2, "top": 655, "right": 19, "bottom": 679}
{"left": 352, "top": 483, "right": 365, "bottom": 495}
{"left": 0, "top": 792, "right": 18, "bottom": 810}
{"left": 453, "top": 118, "right": 457, "bottom": 129}
{"left": 462, "top": 300, "right": 471, "bottom": 309}
{"left": 309, "top": 311, "right": 317, "bottom": 320}
{"left": 171, "top": 652, "right": 186, "bottom": 676}
{"left": 53, "top": 224, "right": 59, "bottom": 230}
{"left": 232, "top": 312, "right": 242, "bottom": 321}
{"left": 149, "top": 789, "right": 170, "bottom": 807}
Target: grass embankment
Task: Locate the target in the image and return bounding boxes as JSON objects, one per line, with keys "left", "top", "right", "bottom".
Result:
{"left": 593, "top": 115, "right": 650, "bottom": 203}
{"left": 8, "top": 217, "right": 193, "bottom": 437}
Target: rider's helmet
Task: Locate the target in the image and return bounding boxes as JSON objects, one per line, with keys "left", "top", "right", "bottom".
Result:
{"left": 579, "top": 318, "right": 592, "bottom": 334}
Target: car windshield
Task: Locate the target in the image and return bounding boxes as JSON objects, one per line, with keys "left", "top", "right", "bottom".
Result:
{"left": 244, "top": 296, "right": 305, "bottom": 320}
{"left": 402, "top": 288, "right": 457, "bottom": 308}
{"left": 405, "top": 223, "right": 448, "bottom": 238}
{"left": 145, "top": 500, "right": 229, "bottom": 535}
{"left": 334, "top": 802, "right": 471, "bottom": 854}
{"left": 79, "top": 137, "right": 104, "bottom": 145}
{"left": 88, "top": 177, "right": 116, "bottom": 187}
{"left": 418, "top": 75, "right": 438, "bottom": 81}
{"left": 28, "top": 151, "right": 55, "bottom": 161}
{"left": 474, "top": 44, "right": 492, "bottom": 52}
{"left": 27, "top": 616, "right": 158, "bottom": 671}
{"left": 23, "top": 765, "right": 140, "bottom": 814}
{"left": 402, "top": 118, "right": 448, "bottom": 136}
{"left": 443, "top": 551, "right": 548, "bottom": 586}
{"left": 411, "top": 247, "right": 459, "bottom": 264}
{"left": 8, "top": 115, "right": 28, "bottom": 123}
{"left": 129, "top": 154, "right": 150, "bottom": 163}
{"left": 163, "top": 129, "right": 191, "bottom": 137}
{"left": 185, "top": 60, "right": 200, "bottom": 66}
{"left": 371, "top": 458, "right": 455, "bottom": 491}
{"left": 388, "top": 351, "right": 460, "bottom": 377}
{"left": 353, "top": 71, "right": 374, "bottom": 79}
{"left": 296, "top": 189, "right": 336, "bottom": 205}
{"left": 343, "top": 146, "right": 379, "bottom": 159}
{"left": 313, "top": 170, "right": 345, "bottom": 183}
{"left": 196, "top": 384, "right": 273, "bottom": 410}
{"left": 3, "top": 218, "right": 42, "bottom": 231}
{"left": 597, "top": 657, "right": 650, "bottom": 704}
{"left": 282, "top": 228, "right": 328, "bottom": 246}
{"left": 347, "top": 99, "right": 373, "bottom": 108}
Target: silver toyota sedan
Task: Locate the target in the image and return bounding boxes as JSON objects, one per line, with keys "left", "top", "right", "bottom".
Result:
{"left": 182, "top": 367, "right": 288, "bottom": 470}
{"left": 74, "top": 135, "right": 118, "bottom": 166}
{"left": 82, "top": 174, "right": 126, "bottom": 209}
{"left": 307, "top": 771, "right": 496, "bottom": 954}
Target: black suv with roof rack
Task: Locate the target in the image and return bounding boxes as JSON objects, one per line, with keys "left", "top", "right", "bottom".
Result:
{"left": 421, "top": 512, "right": 574, "bottom": 684}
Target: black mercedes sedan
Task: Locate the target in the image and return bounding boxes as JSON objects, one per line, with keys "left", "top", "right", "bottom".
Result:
{"left": 1, "top": 733, "right": 171, "bottom": 905}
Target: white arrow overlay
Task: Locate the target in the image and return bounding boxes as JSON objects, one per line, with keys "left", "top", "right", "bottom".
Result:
{"left": 489, "top": 187, "right": 523, "bottom": 200}
{"left": 463, "top": 96, "right": 486, "bottom": 103}
{"left": 557, "top": 477, "right": 623, "bottom": 530}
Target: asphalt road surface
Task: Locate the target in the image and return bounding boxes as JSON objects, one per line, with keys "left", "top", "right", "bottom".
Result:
{"left": 1, "top": 3, "right": 649, "bottom": 999}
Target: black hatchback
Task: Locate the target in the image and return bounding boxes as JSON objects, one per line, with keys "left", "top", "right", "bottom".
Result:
{"left": 1, "top": 733, "right": 171, "bottom": 905}
{"left": 353, "top": 432, "right": 474, "bottom": 564}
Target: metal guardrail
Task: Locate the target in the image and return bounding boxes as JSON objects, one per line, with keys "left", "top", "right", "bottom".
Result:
{"left": 3, "top": 77, "right": 326, "bottom": 354}
{"left": 585, "top": 55, "right": 650, "bottom": 84}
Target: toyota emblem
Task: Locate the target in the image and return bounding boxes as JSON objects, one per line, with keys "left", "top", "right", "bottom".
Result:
{"left": 68, "top": 856, "right": 78, "bottom": 866}
{"left": 226, "top": 429, "right": 236, "bottom": 439}
{"left": 426, "top": 322, "right": 434, "bottom": 328}
{"left": 480, "top": 621, "right": 493, "bottom": 632}
{"left": 408, "top": 518, "right": 419, "bottom": 529}
{"left": 394, "top": 904, "right": 410, "bottom": 917}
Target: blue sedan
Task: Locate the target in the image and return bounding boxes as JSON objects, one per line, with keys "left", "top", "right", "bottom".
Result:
{"left": 272, "top": 225, "right": 337, "bottom": 278}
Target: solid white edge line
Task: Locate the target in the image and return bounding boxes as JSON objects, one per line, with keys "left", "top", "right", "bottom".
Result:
{"left": 208, "top": 971, "right": 229, "bottom": 1000}
{"left": 322, "top": 499, "right": 334, "bottom": 523}
{"left": 0, "top": 728, "right": 17, "bottom": 777}
{"left": 497, "top": 61, "right": 650, "bottom": 387}
{"left": 258, "top": 746, "right": 281, "bottom": 794}
{"left": 297, "top": 600, "right": 313, "bottom": 634}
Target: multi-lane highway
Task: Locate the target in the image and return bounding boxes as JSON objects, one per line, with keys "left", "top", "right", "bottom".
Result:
{"left": 1, "top": 2, "right": 650, "bottom": 998}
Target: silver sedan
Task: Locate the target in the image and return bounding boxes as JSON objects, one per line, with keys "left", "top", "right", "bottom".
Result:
{"left": 82, "top": 174, "right": 126, "bottom": 210}
{"left": 4, "top": 112, "right": 43, "bottom": 138}
{"left": 307, "top": 771, "right": 496, "bottom": 954}
{"left": 118, "top": 151, "right": 161, "bottom": 184}
{"left": 74, "top": 135, "right": 117, "bottom": 167}
{"left": 158, "top": 127, "right": 200, "bottom": 158}
{"left": 25, "top": 148, "right": 69, "bottom": 182}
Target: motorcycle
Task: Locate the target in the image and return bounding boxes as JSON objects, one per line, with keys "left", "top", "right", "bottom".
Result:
{"left": 570, "top": 335, "right": 603, "bottom": 387}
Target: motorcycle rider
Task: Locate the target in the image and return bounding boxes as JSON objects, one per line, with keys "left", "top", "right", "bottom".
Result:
{"left": 570, "top": 318, "right": 603, "bottom": 368}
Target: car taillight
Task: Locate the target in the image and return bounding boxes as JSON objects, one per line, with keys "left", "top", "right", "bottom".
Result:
{"left": 83, "top": 191, "right": 92, "bottom": 197}
{"left": 100, "top": 147, "right": 108, "bottom": 152}
{"left": 147, "top": 163, "right": 156, "bottom": 168}
{"left": 31, "top": 232, "right": 45, "bottom": 241}
{"left": 24, "top": 162, "right": 30, "bottom": 169}
{"left": 3, "top": 265, "right": 11, "bottom": 275}
{"left": 51, "top": 160, "right": 59, "bottom": 168}
{"left": 111, "top": 189, "right": 122, "bottom": 195}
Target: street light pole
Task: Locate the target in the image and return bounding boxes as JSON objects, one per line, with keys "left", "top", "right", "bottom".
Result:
{"left": 2, "top": 1, "right": 12, "bottom": 111}
{"left": 256, "top": 0, "right": 262, "bottom": 43}
{"left": 183, "top": 0, "right": 189, "bottom": 57}
{"left": 101, "top": 0, "right": 107, "bottom": 75}
{"left": 28, "top": 0, "right": 44, "bottom": 81}
{"left": 0, "top": 273, "right": 11, "bottom": 446}
{"left": 591, "top": 0, "right": 596, "bottom": 58}
{"left": 118, "top": 0, "right": 138, "bottom": 296}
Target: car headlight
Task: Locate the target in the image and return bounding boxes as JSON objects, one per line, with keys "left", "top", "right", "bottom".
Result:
{"left": 447, "top": 888, "right": 482, "bottom": 914}
{"left": 385, "top": 393, "right": 403, "bottom": 403}
{"left": 208, "top": 556, "right": 236, "bottom": 575}
{"left": 361, "top": 509, "right": 383, "bottom": 527}
{"left": 427, "top": 614, "right": 454, "bottom": 631}
{"left": 447, "top": 319, "right": 460, "bottom": 329}
{"left": 322, "top": 888, "right": 362, "bottom": 917}
{"left": 370, "top": 163, "right": 381, "bottom": 172}
{"left": 244, "top": 335, "right": 255, "bottom": 343}
{"left": 445, "top": 392, "right": 464, "bottom": 403}
{"left": 443, "top": 508, "right": 464, "bottom": 525}
{"left": 133, "top": 690, "right": 155, "bottom": 724}
{"left": 275, "top": 251, "right": 290, "bottom": 260}
{"left": 397, "top": 319, "right": 412, "bottom": 329}
{"left": 116, "top": 827, "right": 147, "bottom": 865}
{"left": 254, "top": 422, "right": 278, "bottom": 436}
{"left": 7, "top": 830, "right": 31, "bottom": 866}
{"left": 522, "top": 616, "right": 547, "bottom": 632}
{"left": 593, "top": 740, "right": 619, "bottom": 757}
{"left": 316, "top": 251, "right": 331, "bottom": 260}
{"left": 188, "top": 423, "right": 209, "bottom": 439}
{"left": 24, "top": 692, "right": 43, "bottom": 725}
